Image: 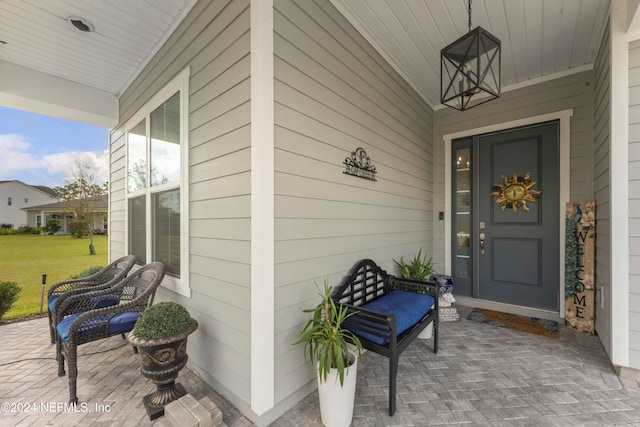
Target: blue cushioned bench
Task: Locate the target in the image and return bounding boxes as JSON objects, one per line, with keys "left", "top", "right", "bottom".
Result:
{"left": 331, "top": 259, "right": 438, "bottom": 416}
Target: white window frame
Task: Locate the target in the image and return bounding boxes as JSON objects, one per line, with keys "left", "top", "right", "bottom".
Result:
{"left": 124, "top": 67, "right": 190, "bottom": 297}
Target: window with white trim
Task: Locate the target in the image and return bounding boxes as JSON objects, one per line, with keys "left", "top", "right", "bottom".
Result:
{"left": 125, "top": 68, "right": 190, "bottom": 297}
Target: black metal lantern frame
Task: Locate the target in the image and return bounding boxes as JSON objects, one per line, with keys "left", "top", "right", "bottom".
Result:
{"left": 441, "top": 24, "right": 501, "bottom": 111}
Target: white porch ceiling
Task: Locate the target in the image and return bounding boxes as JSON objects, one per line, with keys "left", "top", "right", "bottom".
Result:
{"left": 330, "top": 0, "right": 610, "bottom": 109}
{"left": 0, "top": 0, "right": 196, "bottom": 126}
{"left": 0, "top": 0, "right": 612, "bottom": 125}
{"left": 0, "top": 0, "right": 195, "bottom": 95}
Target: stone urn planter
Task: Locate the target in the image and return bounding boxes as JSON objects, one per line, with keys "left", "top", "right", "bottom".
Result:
{"left": 128, "top": 302, "right": 198, "bottom": 420}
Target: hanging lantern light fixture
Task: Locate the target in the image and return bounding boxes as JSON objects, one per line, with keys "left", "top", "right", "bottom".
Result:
{"left": 441, "top": 0, "right": 501, "bottom": 111}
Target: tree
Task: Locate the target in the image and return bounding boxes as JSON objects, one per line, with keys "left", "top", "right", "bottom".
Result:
{"left": 44, "top": 216, "right": 61, "bottom": 234}
{"left": 54, "top": 160, "right": 107, "bottom": 255}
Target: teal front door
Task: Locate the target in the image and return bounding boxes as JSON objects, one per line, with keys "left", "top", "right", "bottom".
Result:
{"left": 452, "top": 121, "right": 559, "bottom": 310}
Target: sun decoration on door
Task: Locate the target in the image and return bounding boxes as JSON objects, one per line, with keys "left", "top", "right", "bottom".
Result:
{"left": 490, "top": 172, "right": 543, "bottom": 213}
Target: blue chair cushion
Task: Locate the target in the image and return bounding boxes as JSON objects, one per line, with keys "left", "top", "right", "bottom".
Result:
{"left": 56, "top": 311, "right": 140, "bottom": 342}
{"left": 48, "top": 295, "right": 117, "bottom": 313}
{"left": 48, "top": 294, "right": 60, "bottom": 312}
{"left": 348, "top": 290, "right": 435, "bottom": 345}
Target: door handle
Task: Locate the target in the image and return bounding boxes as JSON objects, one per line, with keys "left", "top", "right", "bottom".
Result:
{"left": 479, "top": 232, "right": 486, "bottom": 254}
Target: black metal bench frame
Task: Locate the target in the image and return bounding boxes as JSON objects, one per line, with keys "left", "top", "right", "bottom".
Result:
{"left": 331, "top": 259, "right": 439, "bottom": 416}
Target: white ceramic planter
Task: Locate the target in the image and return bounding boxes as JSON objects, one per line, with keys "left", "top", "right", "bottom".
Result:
{"left": 418, "top": 304, "right": 435, "bottom": 339}
{"left": 317, "top": 352, "right": 357, "bottom": 427}
{"left": 418, "top": 321, "right": 433, "bottom": 339}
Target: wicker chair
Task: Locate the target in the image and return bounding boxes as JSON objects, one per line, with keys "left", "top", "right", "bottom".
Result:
{"left": 55, "top": 262, "right": 165, "bottom": 404}
{"left": 48, "top": 255, "right": 137, "bottom": 343}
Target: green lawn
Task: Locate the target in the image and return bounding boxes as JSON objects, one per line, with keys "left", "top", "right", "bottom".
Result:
{"left": 0, "top": 234, "right": 108, "bottom": 319}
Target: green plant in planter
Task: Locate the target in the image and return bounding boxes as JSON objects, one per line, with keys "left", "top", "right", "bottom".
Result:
{"left": 132, "top": 301, "right": 192, "bottom": 339}
{"left": 394, "top": 248, "right": 435, "bottom": 281}
{"left": 129, "top": 301, "right": 197, "bottom": 421}
{"left": 69, "top": 265, "right": 104, "bottom": 280}
{"left": 293, "top": 281, "right": 363, "bottom": 386}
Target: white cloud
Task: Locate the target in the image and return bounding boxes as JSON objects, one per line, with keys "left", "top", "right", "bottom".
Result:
{"left": 0, "top": 133, "right": 109, "bottom": 186}
{"left": 0, "top": 134, "right": 39, "bottom": 175}
{"left": 42, "top": 150, "right": 109, "bottom": 185}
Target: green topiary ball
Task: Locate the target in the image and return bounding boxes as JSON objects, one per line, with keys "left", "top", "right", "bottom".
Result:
{"left": 132, "top": 302, "right": 192, "bottom": 339}
{"left": 70, "top": 265, "right": 104, "bottom": 279}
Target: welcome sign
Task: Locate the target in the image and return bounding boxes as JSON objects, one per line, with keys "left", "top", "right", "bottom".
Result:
{"left": 564, "top": 201, "right": 596, "bottom": 334}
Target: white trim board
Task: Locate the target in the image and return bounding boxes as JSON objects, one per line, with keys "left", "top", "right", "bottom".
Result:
{"left": 250, "top": 0, "right": 275, "bottom": 416}
{"left": 610, "top": 0, "right": 630, "bottom": 367}
{"left": 443, "top": 109, "right": 573, "bottom": 318}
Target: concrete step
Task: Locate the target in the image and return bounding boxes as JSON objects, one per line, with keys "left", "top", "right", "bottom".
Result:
{"left": 154, "top": 394, "right": 225, "bottom": 427}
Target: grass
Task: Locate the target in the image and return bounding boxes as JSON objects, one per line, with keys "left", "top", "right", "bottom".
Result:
{"left": 0, "top": 234, "right": 108, "bottom": 319}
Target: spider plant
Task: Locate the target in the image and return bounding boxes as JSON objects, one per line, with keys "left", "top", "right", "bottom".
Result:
{"left": 394, "top": 248, "right": 435, "bottom": 281}
{"left": 293, "top": 280, "right": 362, "bottom": 386}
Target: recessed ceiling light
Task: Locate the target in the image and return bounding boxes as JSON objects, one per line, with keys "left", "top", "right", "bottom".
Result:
{"left": 68, "top": 16, "right": 94, "bottom": 33}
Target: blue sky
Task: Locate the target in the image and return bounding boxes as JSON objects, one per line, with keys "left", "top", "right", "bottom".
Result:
{"left": 0, "top": 106, "right": 110, "bottom": 188}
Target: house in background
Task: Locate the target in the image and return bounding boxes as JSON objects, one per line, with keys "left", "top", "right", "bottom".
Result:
{"left": 3, "top": 0, "right": 640, "bottom": 425}
{"left": 0, "top": 180, "right": 59, "bottom": 228}
{"left": 22, "top": 194, "right": 108, "bottom": 235}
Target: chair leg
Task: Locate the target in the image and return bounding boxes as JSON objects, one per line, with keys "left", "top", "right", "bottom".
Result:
{"left": 68, "top": 344, "right": 78, "bottom": 404}
{"left": 57, "top": 344, "right": 66, "bottom": 377}
{"left": 68, "top": 377, "right": 78, "bottom": 404}
{"left": 434, "top": 320, "right": 439, "bottom": 354}
{"left": 54, "top": 328, "right": 61, "bottom": 361}
{"left": 389, "top": 356, "right": 398, "bottom": 416}
{"left": 48, "top": 311, "right": 55, "bottom": 344}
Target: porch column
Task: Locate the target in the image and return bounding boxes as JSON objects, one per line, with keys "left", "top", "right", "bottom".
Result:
{"left": 610, "top": 0, "right": 630, "bottom": 366}
{"left": 250, "top": 0, "right": 275, "bottom": 416}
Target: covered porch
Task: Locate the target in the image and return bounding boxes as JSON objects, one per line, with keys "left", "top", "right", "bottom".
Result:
{"left": 3, "top": 0, "right": 640, "bottom": 424}
{"left": 1, "top": 309, "right": 640, "bottom": 426}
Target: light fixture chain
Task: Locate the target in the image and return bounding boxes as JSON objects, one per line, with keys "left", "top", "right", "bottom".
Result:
{"left": 468, "top": 0, "right": 472, "bottom": 32}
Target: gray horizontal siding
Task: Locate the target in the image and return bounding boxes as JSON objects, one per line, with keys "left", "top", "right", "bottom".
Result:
{"left": 273, "top": 0, "right": 433, "bottom": 405}
{"left": 109, "top": 0, "right": 251, "bottom": 406}
{"left": 629, "top": 38, "right": 640, "bottom": 366}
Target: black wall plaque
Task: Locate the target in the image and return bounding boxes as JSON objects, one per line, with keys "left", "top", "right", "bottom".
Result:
{"left": 343, "top": 147, "right": 377, "bottom": 181}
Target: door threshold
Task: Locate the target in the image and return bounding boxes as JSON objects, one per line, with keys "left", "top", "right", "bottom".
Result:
{"left": 455, "top": 295, "right": 562, "bottom": 323}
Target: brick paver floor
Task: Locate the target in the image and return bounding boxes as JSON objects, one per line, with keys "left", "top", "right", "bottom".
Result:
{"left": 0, "top": 316, "right": 250, "bottom": 427}
{"left": 3, "top": 307, "right": 640, "bottom": 426}
{"left": 275, "top": 307, "right": 640, "bottom": 426}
